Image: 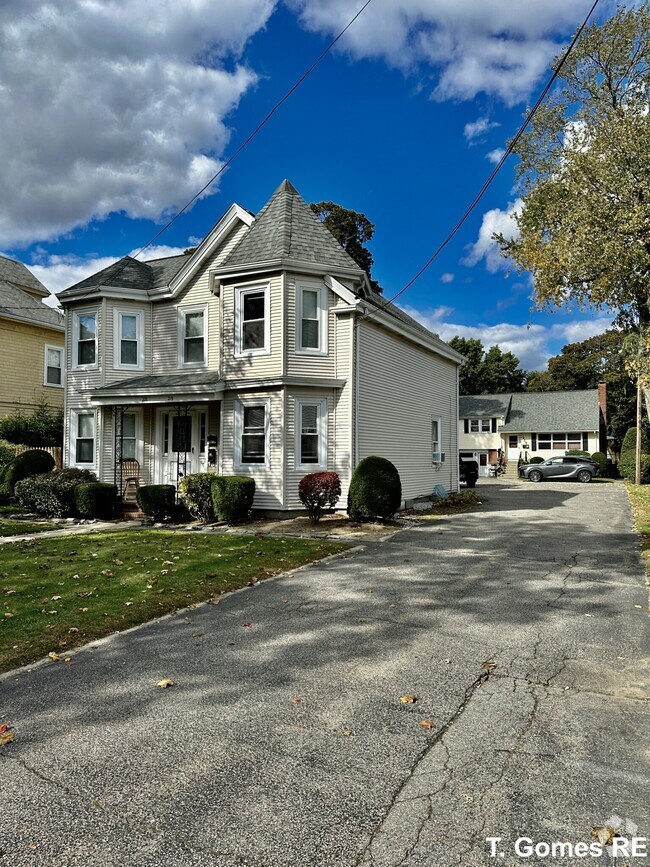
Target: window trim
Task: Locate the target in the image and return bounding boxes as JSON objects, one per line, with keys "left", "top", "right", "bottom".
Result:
{"left": 234, "top": 398, "right": 270, "bottom": 469}
{"left": 234, "top": 284, "right": 270, "bottom": 358}
{"left": 537, "top": 432, "right": 583, "bottom": 451}
{"left": 177, "top": 304, "right": 208, "bottom": 369}
{"left": 432, "top": 416, "right": 442, "bottom": 464}
{"left": 113, "top": 308, "right": 144, "bottom": 371}
{"left": 296, "top": 282, "right": 328, "bottom": 356}
{"left": 70, "top": 409, "right": 96, "bottom": 468}
{"left": 295, "top": 398, "right": 327, "bottom": 470}
{"left": 44, "top": 344, "right": 64, "bottom": 388}
{"left": 120, "top": 409, "right": 143, "bottom": 464}
{"left": 469, "top": 418, "right": 490, "bottom": 433}
{"left": 72, "top": 311, "right": 98, "bottom": 370}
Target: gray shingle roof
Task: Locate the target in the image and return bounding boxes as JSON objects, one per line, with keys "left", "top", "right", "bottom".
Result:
{"left": 459, "top": 394, "right": 512, "bottom": 419}
{"left": 94, "top": 371, "right": 223, "bottom": 393}
{"left": 221, "top": 180, "right": 364, "bottom": 272}
{"left": 500, "top": 390, "right": 600, "bottom": 432}
{"left": 0, "top": 257, "right": 63, "bottom": 329}
{"left": 147, "top": 255, "right": 188, "bottom": 287}
{"left": 65, "top": 254, "right": 188, "bottom": 295}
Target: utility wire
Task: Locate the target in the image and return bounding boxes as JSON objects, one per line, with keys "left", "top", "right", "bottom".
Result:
{"left": 360, "top": 0, "right": 602, "bottom": 324}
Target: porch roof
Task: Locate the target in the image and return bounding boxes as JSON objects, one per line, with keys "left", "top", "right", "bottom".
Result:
{"left": 91, "top": 371, "right": 224, "bottom": 405}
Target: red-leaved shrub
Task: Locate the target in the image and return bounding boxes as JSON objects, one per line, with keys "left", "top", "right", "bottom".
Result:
{"left": 298, "top": 471, "right": 341, "bottom": 523}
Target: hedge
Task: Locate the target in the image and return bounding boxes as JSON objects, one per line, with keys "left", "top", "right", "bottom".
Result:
{"left": 211, "top": 476, "right": 255, "bottom": 524}
{"left": 75, "top": 483, "right": 118, "bottom": 519}
{"left": 529, "top": 456, "right": 545, "bottom": 464}
{"left": 348, "top": 456, "right": 402, "bottom": 522}
{"left": 2, "top": 449, "right": 55, "bottom": 494}
{"left": 178, "top": 472, "right": 215, "bottom": 522}
{"left": 136, "top": 485, "right": 176, "bottom": 521}
{"left": 15, "top": 468, "right": 97, "bottom": 517}
{"left": 298, "top": 471, "right": 341, "bottom": 523}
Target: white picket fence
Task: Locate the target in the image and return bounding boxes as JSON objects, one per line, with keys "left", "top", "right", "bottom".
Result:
{"left": 13, "top": 444, "right": 62, "bottom": 470}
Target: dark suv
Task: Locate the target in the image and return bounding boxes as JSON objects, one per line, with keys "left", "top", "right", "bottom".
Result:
{"left": 459, "top": 458, "right": 479, "bottom": 488}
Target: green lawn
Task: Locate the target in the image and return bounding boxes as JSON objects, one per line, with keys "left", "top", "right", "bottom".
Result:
{"left": 0, "top": 530, "right": 350, "bottom": 672}
{"left": 0, "top": 505, "right": 28, "bottom": 516}
{"left": 0, "top": 520, "right": 58, "bottom": 536}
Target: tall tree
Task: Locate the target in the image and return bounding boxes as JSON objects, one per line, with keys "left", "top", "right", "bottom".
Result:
{"left": 497, "top": 5, "right": 650, "bottom": 415}
{"left": 310, "top": 201, "right": 382, "bottom": 293}
{"left": 448, "top": 336, "right": 527, "bottom": 395}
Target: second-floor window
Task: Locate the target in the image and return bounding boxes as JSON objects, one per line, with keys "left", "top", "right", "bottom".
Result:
{"left": 178, "top": 305, "right": 207, "bottom": 367}
{"left": 297, "top": 283, "right": 327, "bottom": 354}
{"left": 236, "top": 285, "right": 269, "bottom": 356}
{"left": 114, "top": 310, "right": 143, "bottom": 370}
{"left": 44, "top": 345, "right": 64, "bottom": 387}
{"left": 470, "top": 418, "right": 491, "bottom": 433}
{"left": 74, "top": 312, "right": 97, "bottom": 368}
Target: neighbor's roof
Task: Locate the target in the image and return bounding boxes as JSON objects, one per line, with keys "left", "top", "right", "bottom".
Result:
{"left": 459, "top": 394, "right": 512, "bottom": 419}
{"left": 65, "top": 254, "right": 188, "bottom": 294}
{"left": 500, "top": 390, "right": 600, "bottom": 432}
{"left": 0, "top": 256, "right": 63, "bottom": 329}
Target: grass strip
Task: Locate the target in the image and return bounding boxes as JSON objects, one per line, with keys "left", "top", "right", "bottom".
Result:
{"left": 0, "top": 529, "right": 350, "bottom": 672}
{"left": 0, "top": 520, "right": 58, "bottom": 536}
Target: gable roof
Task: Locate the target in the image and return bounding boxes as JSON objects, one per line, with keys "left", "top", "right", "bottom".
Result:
{"left": 0, "top": 256, "right": 63, "bottom": 330}
{"left": 220, "top": 180, "right": 364, "bottom": 273}
{"left": 500, "top": 390, "right": 601, "bottom": 432}
{"left": 459, "top": 394, "right": 512, "bottom": 419}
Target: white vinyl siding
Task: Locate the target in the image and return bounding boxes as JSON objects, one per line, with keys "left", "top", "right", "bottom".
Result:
{"left": 286, "top": 277, "right": 338, "bottom": 378}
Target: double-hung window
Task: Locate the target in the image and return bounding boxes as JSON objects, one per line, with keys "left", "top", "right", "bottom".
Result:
{"left": 114, "top": 310, "right": 143, "bottom": 370}
{"left": 469, "top": 418, "right": 490, "bottom": 433}
{"left": 432, "top": 418, "right": 442, "bottom": 463}
{"left": 236, "top": 285, "right": 269, "bottom": 355}
{"left": 74, "top": 412, "right": 95, "bottom": 464}
{"left": 237, "top": 402, "right": 267, "bottom": 466}
{"left": 122, "top": 413, "right": 137, "bottom": 460}
{"left": 178, "top": 306, "right": 207, "bottom": 367}
{"left": 296, "top": 400, "right": 326, "bottom": 468}
{"left": 297, "top": 283, "right": 326, "bottom": 354}
{"left": 74, "top": 312, "right": 97, "bottom": 368}
{"left": 44, "top": 345, "right": 64, "bottom": 387}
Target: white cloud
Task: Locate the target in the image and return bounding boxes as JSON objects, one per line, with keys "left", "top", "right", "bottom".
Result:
{"left": 464, "top": 199, "right": 522, "bottom": 272}
{"left": 288, "top": 0, "right": 579, "bottom": 104}
{"left": 440, "top": 272, "right": 455, "bottom": 283}
{"left": 402, "top": 305, "right": 612, "bottom": 370}
{"left": 0, "top": 0, "right": 276, "bottom": 247}
{"left": 486, "top": 147, "right": 506, "bottom": 164}
{"left": 464, "top": 117, "right": 499, "bottom": 142}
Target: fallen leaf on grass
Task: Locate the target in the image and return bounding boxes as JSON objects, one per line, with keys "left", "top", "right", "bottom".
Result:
{"left": 482, "top": 661, "right": 497, "bottom": 671}
{"left": 48, "top": 652, "right": 60, "bottom": 661}
{"left": 114, "top": 559, "right": 124, "bottom": 566}
{"left": 400, "top": 694, "right": 417, "bottom": 704}
{"left": 100, "top": 570, "right": 113, "bottom": 577}
{"left": 51, "top": 595, "right": 61, "bottom": 601}
{"left": 207, "top": 596, "right": 220, "bottom": 605}
{"left": 420, "top": 720, "right": 437, "bottom": 730}
{"left": 68, "top": 627, "right": 79, "bottom": 634}
{"left": 3, "top": 612, "right": 13, "bottom": 618}
{"left": 156, "top": 679, "right": 175, "bottom": 689}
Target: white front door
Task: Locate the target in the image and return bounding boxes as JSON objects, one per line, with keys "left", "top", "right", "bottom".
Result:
{"left": 158, "top": 408, "right": 208, "bottom": 485}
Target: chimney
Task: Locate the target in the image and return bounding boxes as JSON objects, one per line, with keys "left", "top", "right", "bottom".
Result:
{"left": 597, "top": 382, "right": 607, "bottom": 454}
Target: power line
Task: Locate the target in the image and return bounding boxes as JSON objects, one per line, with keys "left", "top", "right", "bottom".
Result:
{"left": 360, "top": 0, "right": 602, "bottom": 325}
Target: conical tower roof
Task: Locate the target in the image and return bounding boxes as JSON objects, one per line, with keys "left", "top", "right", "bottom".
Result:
{"left": 220, "top": 180, "right": 364, "bottom": 274}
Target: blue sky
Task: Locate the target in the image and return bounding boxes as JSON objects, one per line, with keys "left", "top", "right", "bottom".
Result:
{"left": 0, "top": 0, "right": 621, "bottom": 370}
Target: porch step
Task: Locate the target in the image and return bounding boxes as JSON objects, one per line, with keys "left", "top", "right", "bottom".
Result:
{"left": 117, "top": 501, "right": 146, "bottom": 520}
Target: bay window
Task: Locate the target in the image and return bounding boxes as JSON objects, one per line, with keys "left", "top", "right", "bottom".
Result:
{"left": 73, "top": 312, "right": 97, "bottom": 368}
{"left": 296, "top": 400, "right": 326, "bottom": 468}
{"left": 114, "top": 309, "right": 143, "bottom": 370}
{"left": 235, "top": 400, "right": 269, "bottom": 467}
{"left": 297, "top": 283, "right": 326, "bottom": 354}
{"left": 236, "top": 285, "right": 269, "bottom": 355}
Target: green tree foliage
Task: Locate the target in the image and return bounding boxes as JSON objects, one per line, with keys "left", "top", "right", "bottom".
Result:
{"left": 497, "top": 5, "right": 650, "bottom": 413}
{"left": 310, "top": 201, "right": 382, "bottom": 293}
{"left": 448, "top": 336, "right": 527, "bottom": 395}
{"left": 0, "top": 402, "right": 63, "bottom": 447}
{"left": 527, "top": 329, "right": 636, "bottom": 454}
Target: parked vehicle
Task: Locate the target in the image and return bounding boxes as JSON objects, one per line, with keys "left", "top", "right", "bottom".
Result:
{"left": 519, "top": 455, "right": 600, "bottom": 483}
{"left": 459, "top": 458, "right": 479, "bottom": 488}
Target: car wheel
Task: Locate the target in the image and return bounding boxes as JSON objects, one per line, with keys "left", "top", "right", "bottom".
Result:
{"left": 528, "top": 469, "right": 543, "bottom": 483}
{"left": 577, "top": 469, "right": 592, "bottom": 483}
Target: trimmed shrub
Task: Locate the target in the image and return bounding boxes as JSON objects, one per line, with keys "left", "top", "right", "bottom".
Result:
{"left": 529, "top": 456, "right": 545, "bottom": 464}
{"left": 136, "top": 485, "right": 176, "bottom": 521}
{"left": 15, "top": 468, "right": 96, "bottom": 517}
{"left": 591, "top": 451, "right": 607, "bottom": 473}
{"left": 347, "top": 456, "right": 402, "bottom": 522}
{"left": 179, "top": 472, "right": 215, "bottom": 522}
{"left": 565, "top": 449, "right": 589, "bottom": 457}
{"left": 619, "top": 454, "right": 650, "bottom": 484}
{"left": 211, "top": 476, "right": 255, "bottom": 524}
{"left": 621, "top": 427, "right": 650, "bottom": 460}
{"left": 75, "top": 483, "right": 118, "bottom": 519}
{"left": 298, "top": 471, "right": 341, "bottom": 523}
{"left": 1, "top": 449, "right": 55, "bottom": 494}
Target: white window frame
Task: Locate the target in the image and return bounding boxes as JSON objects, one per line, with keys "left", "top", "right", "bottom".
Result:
{"left": 72, "top": 311, "right": 98, "bottom": 370}
{"left": 235, "top": 284, "right": 270, "bottom": 357}
{"left": 469, "top": 418, "right": 490, "bottom": 433}
{"left": 177, "top": 304, "right": 208, "bottom": 368}
{"left": 295, "top": 399, "right": 327, "bottom": 470}
{"left": 120, "top": 409, "right": 143, "bottom": 464}
{"left": 70, "top": 409, "right": 96, "bottom": 468}
{"left": 44, "top": 344, "right": 64, "bottom": 388}
{"left": 296, "top": 282, "right": 328, "bottom": 355}
{"left": 234, "top": 398, "right": 270, "bottom": 469}
{"left": 113, "top": 308, "right": 144, "bottom": 371}
{"left": 432, "top": 417, "right": 442, "bottom": 463}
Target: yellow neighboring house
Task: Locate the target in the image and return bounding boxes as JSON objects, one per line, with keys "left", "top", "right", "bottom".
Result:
{"left": 0, "top": 255, "right": 65, "bottom": 419}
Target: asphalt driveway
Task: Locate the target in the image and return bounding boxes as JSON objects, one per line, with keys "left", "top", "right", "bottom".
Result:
{"left": 1, "top": 480, "right": 648, "bottom": 866}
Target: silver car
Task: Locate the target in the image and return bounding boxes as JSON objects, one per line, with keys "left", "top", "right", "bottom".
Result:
{"left": 519, "top": 455, "right": 600, "bottom": 483}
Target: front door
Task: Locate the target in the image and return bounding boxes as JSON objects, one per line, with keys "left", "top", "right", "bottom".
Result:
{"left": 478, "top": 452, "right": 489, "bottom": 477}
{"left": 158, "top": 409, "right": 208, "bottom": 486}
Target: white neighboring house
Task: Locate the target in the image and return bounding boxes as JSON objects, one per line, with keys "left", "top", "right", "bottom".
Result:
{"left": 459, "top": 387, "right": 608, "bottom": 477}
{"left": 58, "top": 180, "right": 464, "bottom": 511}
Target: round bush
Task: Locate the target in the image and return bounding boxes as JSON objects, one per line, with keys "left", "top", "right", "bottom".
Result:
{"left": 621, "top": 427, "right": 649, "bottom": 460}
{"left": 529, "top": 456, "right": 545, "bottom": 464}
{"left": 136, "top": 485, "right": 176, "bottom": 521}
{"left": 619, "top": 454, "right": 650, "bottom": 483}
{"left": 591, "top": 451, "right": 607, "bottom": 472}
{"left": 15, "top": 468, "right": 97, "bottom": 517}
{"left": 1, "top": 449, "right": 55, "bottom": 494}
{"left": 211, "top": 476, "right": 255, "bottom": 524}
{"left": 348, "top": 456, "right": 402, "bottom": 522}
{"left": 178, "top": 472, "right": 215, "bottom": 522}
{"left": 298, "top": 471, "right": 341, "bottom": 523}
{"left": 75, "top": 483, "right": 118, "bottom": 519}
